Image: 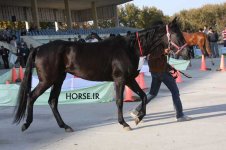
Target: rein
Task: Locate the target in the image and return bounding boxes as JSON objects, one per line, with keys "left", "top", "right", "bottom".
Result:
{"left": 166, "top": 25, "right": 187, "bottom": 55}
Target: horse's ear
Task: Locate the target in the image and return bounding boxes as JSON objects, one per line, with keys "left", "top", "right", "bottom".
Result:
{"left": 169, "top": 17, "right": 178, "bottom": 27}
{"left": 172, "top": 17, "right": 177, "bottom": 23}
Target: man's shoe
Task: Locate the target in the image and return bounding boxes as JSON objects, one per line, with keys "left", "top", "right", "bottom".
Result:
{"left": 177, "top": 115, "right": 192, "bottom": 122}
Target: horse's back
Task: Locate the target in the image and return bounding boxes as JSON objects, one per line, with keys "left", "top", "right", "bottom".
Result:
{"left": 183, "top": 32, "right": 206, "bottom": 46}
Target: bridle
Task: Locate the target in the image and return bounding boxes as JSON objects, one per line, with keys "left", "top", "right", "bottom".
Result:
{"left": 136, "top": 32, "right": 144, "bottom": 56}
{"left": 166, "top": 25, "right": 187, "bottom": 55}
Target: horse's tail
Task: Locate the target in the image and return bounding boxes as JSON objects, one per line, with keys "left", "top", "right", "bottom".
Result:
{"left": 204, "top": 34, "right": 212, "bottom": 56}
{"left": 13, "top": 47, "right": 37, "bottom": 124}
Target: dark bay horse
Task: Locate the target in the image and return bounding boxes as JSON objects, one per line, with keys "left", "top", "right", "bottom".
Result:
{"left": 14, "top": 18, "right": 189, "bottom": 132}
{"left": 183, "top": 32, "right": 214, "bottom": 65}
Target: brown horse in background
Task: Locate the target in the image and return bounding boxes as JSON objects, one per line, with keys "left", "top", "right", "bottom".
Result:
{"left": 183, "top": 32, "right": 214, "bottom": 65}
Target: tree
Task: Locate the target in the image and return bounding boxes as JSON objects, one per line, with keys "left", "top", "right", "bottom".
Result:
{"left": 118, "top": 4, "right": 140, "bottom": 28}
{"left": 176, "top": 3, "right": 226, "bottom": 32}
{"left": 137, "top": 6, "right": 166, "bottom": 28}
{"left": 98, "top": 19, "right": 115, "bottom": 28}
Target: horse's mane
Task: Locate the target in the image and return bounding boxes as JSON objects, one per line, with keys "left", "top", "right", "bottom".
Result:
{"left": 128, "top": 24, "right": 166, "bottom": 56}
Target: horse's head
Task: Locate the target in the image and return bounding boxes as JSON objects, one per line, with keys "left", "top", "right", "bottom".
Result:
{"left": 165, "top": 17, "right": 190, "bottom": 60}
{"left": 132, "top": 18, "right": 189, "bottom": 60}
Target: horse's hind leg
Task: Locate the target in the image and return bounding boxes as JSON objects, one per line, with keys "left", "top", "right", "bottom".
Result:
{"left": 200, "top": 45, "right": 214, "bottom": 66}
{"left": 126, "top": 78, "right": 147, "bottom": 125}
{"left": 48, "top": 73, "right": 73, "bottom": 132}
{"left": 115, "top": 81, "right": 131, "bottom": 131}
{"left": 22, "top": 82, "right": 51, "bottom": 131}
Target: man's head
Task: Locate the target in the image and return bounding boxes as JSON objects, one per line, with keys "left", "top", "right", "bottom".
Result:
{"left": 209, "top": 27, "right": 213, "bottom": 32}
{"left": 199, "top": 28, "right": 203, "bottom": 32}
{"left": 126, "top": 31, "right": 131, "bottom": 37}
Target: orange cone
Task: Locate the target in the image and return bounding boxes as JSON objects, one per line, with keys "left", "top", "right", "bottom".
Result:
{"left": 19, "top": 66, "right": 24, "bottom": 80}
{"left": 219, "top": 55, "right": 225, "bottom": 71}
{"left": 124, "top": 86, "right": 135, "bottom": 102}
{"left": 138, "top": 72, "right": 147, "bottom": 90}
{"left": 5, "top": 80, "right": 10, "bottom": 84}
{"left": 200, "top": 55, "right": 207, "bottom": 71}
{"left": 176, "top": 71, "right": 183, "bottom": 83}
{"left": 12, "top": 67, "right": 17, "bottom": 83}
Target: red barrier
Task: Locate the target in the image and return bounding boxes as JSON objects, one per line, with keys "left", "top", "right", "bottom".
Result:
{"left": 12, "top": 67, "right": 17, "bottom": 83}
{"left": 19, "top": 66, "right": 24, "bottom": 80}
{"left": 200, "top": 55, "right": 207, "bottom": 71}
{"left": 124, "top": 86, "right": 135, "bottom": 102}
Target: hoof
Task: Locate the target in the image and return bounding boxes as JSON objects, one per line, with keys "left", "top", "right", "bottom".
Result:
{"left": 65, "top": 127, "right": 74, "bottom": 132}
{"left": 135, "top": 118, "right": 140, "bottom": 125}
{"left": 21, "top": 124, "right": 29, "bottom": 132}
{"left": 123, "top": 126, "right": 132, "bottom": 131}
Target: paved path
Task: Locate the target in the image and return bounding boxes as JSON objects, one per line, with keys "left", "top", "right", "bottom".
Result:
{"left": 0, "top": 58, "right": 226, "bottom": 150}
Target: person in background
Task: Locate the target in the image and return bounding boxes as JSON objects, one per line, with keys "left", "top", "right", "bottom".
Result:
{"left": 77, "top": 35, "right": 86, "bottom": 43}
{"left": 222, "top": 25, "right": 226, "bottom": 47}
{"left": 15, "top": 47, "right": 23, "bottom": 67}
{"left": 203, "top": 25, "right": 208, "bottom": 35}
{"left": 18, "top": 38, "right": 27, "bottom": 48}
{"left": 126, "top": 31, "right": 131, "bottom": 37}
{"left": 109, "top": 33, "right": 116, "bottom": 37}
{"left": 10, "top": 35, "right": 17, "bottom": 48}
{"left": 21, "top": 28, "right": 27, "bottom": 36}
{"left": 3, "top": 28, "right": 12, "bottom": 43}
{"left": 0, "top": 46, "right": 10, "bottom": 69}
{"left": 208, "top": 27, "right": 219, "bottom": 58}
{"left": 19, "top": 44, "right": 30, "bottom": 66}
{"left": 199, "top": 28, "right": 203, "bottom": 32}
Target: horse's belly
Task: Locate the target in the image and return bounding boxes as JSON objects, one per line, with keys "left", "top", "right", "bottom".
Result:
{"left": 68, "top": 68, "right": 113, "bottom": 82}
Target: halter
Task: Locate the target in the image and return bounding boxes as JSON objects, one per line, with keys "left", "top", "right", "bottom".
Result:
{"left": 166, "top": 25, "right": 187, "bottom": 55}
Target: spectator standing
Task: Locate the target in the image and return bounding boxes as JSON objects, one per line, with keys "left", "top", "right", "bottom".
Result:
{"left": 21, "top": 28, "right": 27, "bottom": 36}
{"left": 19, "top": 44, "right": 30, "bottom": 66}
{"left": 18, "top": 38, "right": 27, "bottom": 48}
{"left": 208, "top": 27, "right": 219, "bottom": 58}
{"left": 203, "top": 25, "right": 208, "bottom": 35}
{"left": 0, "top": 46, "right": 10, "bottom": 69}
{"left": 10, "top": 35, "right": 17, "bottom": 48}
{"left": 222, "top": 25, "right": 226, "bottom": 47}
{"left": 199, "top": 28, "right": 203, "bottom": 32}
{"left": 126, "top": 31, "right": 131, "bottom": 37}
{"left": 3, "top": 28, "right": 12, "bottom": 43}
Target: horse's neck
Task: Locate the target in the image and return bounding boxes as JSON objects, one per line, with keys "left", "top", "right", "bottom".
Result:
{"left": 144, "top": 28, "right": 166, "bottom": 56}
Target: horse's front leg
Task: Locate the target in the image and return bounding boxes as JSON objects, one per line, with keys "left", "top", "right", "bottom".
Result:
{"left": 115, "top": 80, "right": 132, "bottom": 131}
{"left": 126, "top": 78, "right": 147, "bottom": 125}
